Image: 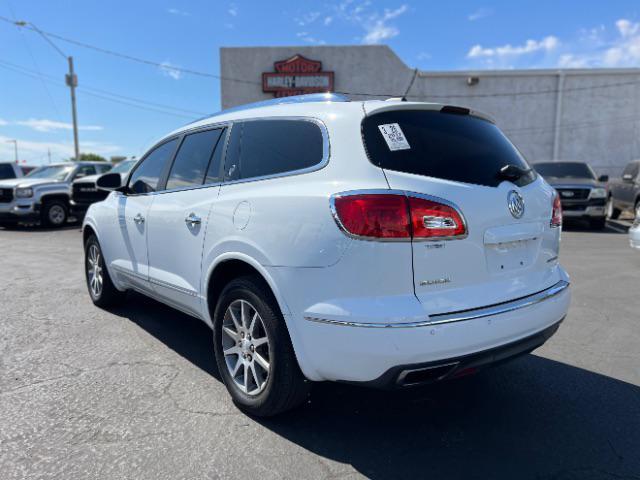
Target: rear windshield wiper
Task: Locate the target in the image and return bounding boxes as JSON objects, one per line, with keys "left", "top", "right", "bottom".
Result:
{"left": 497, "top": 164, "right": 534, "bottom": 186}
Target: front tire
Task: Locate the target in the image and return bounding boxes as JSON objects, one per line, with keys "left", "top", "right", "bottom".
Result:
{"left": 41, "top": 200, "right": 68, "bottom": 227}
{"left": 590, "top": 217, "right": 606, "bottom": 230}
{"left": 212, "top": 275, "right": 310, "bottom": 417}
{"left": 84, "top": 235, "right": 124, "bottom": 308}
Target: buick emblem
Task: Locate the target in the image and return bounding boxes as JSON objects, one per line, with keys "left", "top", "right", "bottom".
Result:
{"left": 508, "top": 190, "right": 525, "bottom": 219}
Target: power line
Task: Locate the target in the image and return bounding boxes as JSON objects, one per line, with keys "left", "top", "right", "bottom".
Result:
{"left": 0, "top": 14, "right": 261, "bottom": 86}
{"left": 3, "top": 14, "right": 640, "bottom": 100}
{"left": 0, "top": 59, "right": 206, "bottom": 118}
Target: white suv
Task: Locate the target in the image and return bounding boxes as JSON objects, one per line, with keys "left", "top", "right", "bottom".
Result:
{"left": 83, "top": 93, "right": 571, "bottom": 416}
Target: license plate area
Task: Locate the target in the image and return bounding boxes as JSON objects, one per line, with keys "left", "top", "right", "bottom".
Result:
{"left": 485, "top": 238, "right": 538, "bottom": 274}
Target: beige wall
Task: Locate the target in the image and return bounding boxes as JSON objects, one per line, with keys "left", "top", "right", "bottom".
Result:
{"left": 220, "top": 45, "right": 640, "bottom": 176}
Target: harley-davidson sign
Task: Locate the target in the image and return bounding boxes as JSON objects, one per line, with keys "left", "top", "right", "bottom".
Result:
{"left": 262, "top": 55, "right": 334, "bottom": 98}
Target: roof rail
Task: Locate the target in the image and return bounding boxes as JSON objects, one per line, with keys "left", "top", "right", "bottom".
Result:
{"left": 187, "top": 93, "right": 350, "bottom": 125}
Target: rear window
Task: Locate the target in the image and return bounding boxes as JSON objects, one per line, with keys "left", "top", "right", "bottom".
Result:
{"left": 362, "top": 110, "right": 533, "bottom": 188}
{"left": 534, "top": 162, "right": 596, "bottom": 180}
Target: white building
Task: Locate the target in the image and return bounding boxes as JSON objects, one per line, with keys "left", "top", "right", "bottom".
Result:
{"left": 220, "top": 45, "right": 640, "bottom": 176}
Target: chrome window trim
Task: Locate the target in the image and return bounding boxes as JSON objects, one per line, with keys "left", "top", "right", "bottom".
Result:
{"left": 124, "top": 116, "right": 329, "bottom": 195}
{"left": 304, "top": 280, "right": 569, "bottom": 328}
{"left": 329, "top": 189, "right": 469, "bottom": 242}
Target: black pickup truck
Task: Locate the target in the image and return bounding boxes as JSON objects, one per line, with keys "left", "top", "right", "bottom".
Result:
{"left": 533, "top": 161, "right": 608, "bottom": 229}
{"left": 607, "top": 160, "right": 640, "bottom": 221}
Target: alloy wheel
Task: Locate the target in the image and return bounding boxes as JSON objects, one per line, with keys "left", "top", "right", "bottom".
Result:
{"left": 87, "top": 244, "right": 103, "bottom": 298}
{"left": 221, "top": 299, "right": 271, "bottom": 396}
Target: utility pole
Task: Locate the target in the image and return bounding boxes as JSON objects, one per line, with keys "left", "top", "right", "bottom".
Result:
{"left": 66, "top": 57, "right": 80, "bottom": 161}
{"left": 47, "top": 148, "right": 52, "bottom": 164}
{"left": 15, "top": 21, "right": 80, "bottom": 161}
{"left": 6, "top": 139, "right": 18, "bottom": 163}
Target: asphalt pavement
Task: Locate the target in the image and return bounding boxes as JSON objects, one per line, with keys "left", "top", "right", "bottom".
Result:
{"left": 1, "top": 220, "right": 639, "bottom": 480}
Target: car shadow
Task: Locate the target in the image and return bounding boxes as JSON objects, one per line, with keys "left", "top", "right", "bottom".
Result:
{"left": 113, "top": 293, "right": 640, "bottom": 479}
{"left": 563, "top": 219, "right": 629, "bottom": 234}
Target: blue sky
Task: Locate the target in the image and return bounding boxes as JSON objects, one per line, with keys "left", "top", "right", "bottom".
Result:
{"left": 1, "top": 0, "right": 639, "bottom": 164}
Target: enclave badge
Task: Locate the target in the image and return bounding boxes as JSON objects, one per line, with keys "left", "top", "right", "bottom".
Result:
{"left": 507, "top": 190, "right": 525, "bottom": 219}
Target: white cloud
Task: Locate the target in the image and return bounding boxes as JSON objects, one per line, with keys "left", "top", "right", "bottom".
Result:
{"left": 468, "top": 36, "right": 559, "bottom": 59}
{"left": 309, "top": 1, "right": 407, "bottom": 44}
{"left": 167, "top": 8, "right": 190, "bottom": 16}
{"left": 16, "top": 119, "right": 103, "bottom": 133}
{"left": 0, "top": 119, "right": 8, "bottom": 126}
{"left": 551, "top": 19, "right": 640, "bottom": 69}
{"left": 361, "top": 5, "right": 408, "bottom": 44}
{"left": 159, "top": 61, "right": 183, "bottom": 80}
{"left": 0, "top": 135, "right": 121, "bottom": 164}
{"left": 295, "top": 11, "right": 321, "bottom": 27}
{"left": 228, "top": 3, "right": 238, "bottom": 17}
{"left": 296, "top": 32, "right": 326, "bottom": 45}
{"left": 468, "top": 8, "right": 492, "bottom": 22}
{"left": 417, "top": 52, "right": 432, "bottom": 61}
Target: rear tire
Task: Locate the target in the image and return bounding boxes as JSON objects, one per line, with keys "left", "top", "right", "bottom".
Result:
{"left": 606, "top": 196, "right": 621, "bottom": 220}
{"left": 589, "top": 217, "right": 606, "bottom": 230}
{"left": 212, "top": 275, "right": 310, "bottom": 417}
{"left": 84, "top": 235, "right": 124, "bottom": 308}
{"left": 41, "top": 200, "right": 68, "bottom": 227}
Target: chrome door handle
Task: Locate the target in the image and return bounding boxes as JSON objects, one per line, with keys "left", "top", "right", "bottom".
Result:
{"left": 133, "top": 213, "right": 145, "bottom": 224}
{"left": 185, "top": 212, "right": 201, "bottom": 227}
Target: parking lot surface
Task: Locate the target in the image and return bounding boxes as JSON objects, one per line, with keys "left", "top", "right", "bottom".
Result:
{"left": 1, "top": 221, "right": 639, "bottom": 480}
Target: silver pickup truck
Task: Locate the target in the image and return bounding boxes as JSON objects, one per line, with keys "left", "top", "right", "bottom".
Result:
{"left": 0, "top": 162, "right": 111, "bottom": 228}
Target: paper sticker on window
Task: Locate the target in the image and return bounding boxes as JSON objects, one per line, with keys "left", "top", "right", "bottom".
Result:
{"left": 378, "top": 123, "right": 410, "bottom": 151}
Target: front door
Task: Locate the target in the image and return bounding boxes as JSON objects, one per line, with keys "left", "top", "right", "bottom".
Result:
{"left": 107, "top": 137, "right": 180, "bottom": 292}
{"left": 146, "top": 127, "right": 227, "bottom": 318}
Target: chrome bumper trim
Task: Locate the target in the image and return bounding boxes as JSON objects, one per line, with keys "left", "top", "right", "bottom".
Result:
{"left": 304, "top": 280, "right": 570, "bottom": 328}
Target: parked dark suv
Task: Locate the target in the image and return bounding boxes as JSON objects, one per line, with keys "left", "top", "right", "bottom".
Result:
{"left": 533, "top": 161, "right": 608, "bottom": 229}
{"left": 607, "top": 160, "right": 640, "bottom": 221}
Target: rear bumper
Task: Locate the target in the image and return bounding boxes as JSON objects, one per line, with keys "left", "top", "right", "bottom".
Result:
{"left": 352, "top": 320, "right": 562, "bottom": 389}
{"left": 290, "top": 279, "right": 570, "bottom": 383}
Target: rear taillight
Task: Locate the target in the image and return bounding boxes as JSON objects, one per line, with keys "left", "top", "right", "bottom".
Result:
{"left": 332, "top": 192, "right": 467, "bottom": 240}
{"left": 408, "top": 196, "right": 466, "bottom": 238}
{"left": 551, "top": 193, "right": 562, "bottom": 228}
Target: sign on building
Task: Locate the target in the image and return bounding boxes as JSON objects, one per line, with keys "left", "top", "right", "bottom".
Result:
{"left": 262, "top": 55, "right": 334, "bottom": 98}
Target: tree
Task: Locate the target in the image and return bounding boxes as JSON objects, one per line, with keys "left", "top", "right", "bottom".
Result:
{"left": 69, "top": 153, "right": 108, "bottom": 162}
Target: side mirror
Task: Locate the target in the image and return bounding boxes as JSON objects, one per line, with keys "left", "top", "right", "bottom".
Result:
{"left": 598, "top": 174, "right": 609, "bottom": 182}
{"left": 623, "top": 173, "right": 634, "bottom": 182}
{"left": 96, "top": 172, "right": 124, "bottom": 191}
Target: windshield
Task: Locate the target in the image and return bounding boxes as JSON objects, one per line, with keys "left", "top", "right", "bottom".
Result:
{"left": 26, "top": 165, "right": 74, "bottom": 181}
{"left": 534, "top": 162, "right": 596, "bottom": 180}
{"left": 362, "top": 109, "right": 534, "bottom": 188}
{"left": 109, "top": 160, "right": 136, "bottom": 174}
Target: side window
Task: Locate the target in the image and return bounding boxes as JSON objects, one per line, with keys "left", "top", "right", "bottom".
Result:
{"left": 76, "top": 165, "right": 97, "bottom": 177}
{"left": 128, "top": 139, "right": 178, "bottom": 194}
{"left": 204, "top": 128, "right": 227, "bottom": 184}
{"left": 224, "top": 120, "right": 324, "bottom": 181}
{"left": 0, "top": 164, "right": 16, "bottom": 179}
{"left": 97, "top": 164, "right": 112, "bottom": 174}
{"left": 166, "top": 128, "right": 223, "bottom": 190}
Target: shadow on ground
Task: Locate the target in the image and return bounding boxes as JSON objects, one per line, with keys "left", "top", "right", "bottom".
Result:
{"left": 114, "top": 293, "right": 640, "bottom": 480}
{"left": 562, "top": 218, "right": 630, "bottom": 234}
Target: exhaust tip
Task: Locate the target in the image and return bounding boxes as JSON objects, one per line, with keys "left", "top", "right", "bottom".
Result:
{"left": 397, "top": 362, "right": 459, "bottom": 387}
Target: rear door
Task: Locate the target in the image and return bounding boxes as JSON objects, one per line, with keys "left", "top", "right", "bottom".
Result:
{"left": 361, "top": 105, "right": 560, "bottom": 314}
{"left": 146, "top": 127, "right": 227, "bottom": 317}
